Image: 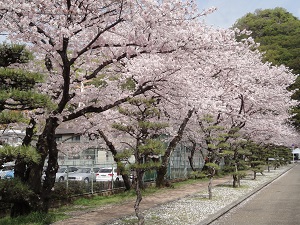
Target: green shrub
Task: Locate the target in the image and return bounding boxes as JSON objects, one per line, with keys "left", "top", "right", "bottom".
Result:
{"left": 188, "top": 171, "right": 206, "bottom": 179}
{"left": 0, "top": 212, "right": 55, "bottom": 225}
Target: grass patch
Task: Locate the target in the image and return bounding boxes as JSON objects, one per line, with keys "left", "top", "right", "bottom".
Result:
{"left": 120, "top": 217, "right": 139, "bottom": 224}
{"left": 172, "top": 177, "right": 209, "bottom": 188}
{"left": 0, "top": 212, "right": 57, "bottom": 225}
{"left": 70, "top": 190, "right": 136, "bottom": 208}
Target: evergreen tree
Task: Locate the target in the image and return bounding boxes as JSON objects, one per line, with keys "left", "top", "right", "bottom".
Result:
{"left": 102, "top": 97, "right": 168, "bottom": 224}
{"left": 222, "top": 140, "right": 249, "bottom": 188}
{"left": 233, "top": 7, "right": 300, "bottom": 130}
{"left": 0, "top": 43, "right": 52, "bottom": 217}
{"left": 0, "top": 43, "right": 51, "bottom": 163}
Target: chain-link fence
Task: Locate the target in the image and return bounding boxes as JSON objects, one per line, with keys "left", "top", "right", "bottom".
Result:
{"left": 53, "top": 143, "right": 206, "bottom": 195}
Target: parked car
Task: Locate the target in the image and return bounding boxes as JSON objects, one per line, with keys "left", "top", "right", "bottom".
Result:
{"left": 95, "top": 167, "right": 123, "bottom": 182}
{"left": 0, "top": 165, "right": 14, "bottom": 179}
{"left": 68, "top": 167, "right": 99, "bottom": 183}
{"left": 4, "top": 169, "right": 14, "bottom": 179}
{"left": 55, "top": 166, "right": 78, "bottom": 182}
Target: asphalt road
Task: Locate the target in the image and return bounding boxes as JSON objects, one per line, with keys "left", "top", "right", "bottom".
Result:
{"left": 210, "top": 163, "right": 300, "bottom": 225}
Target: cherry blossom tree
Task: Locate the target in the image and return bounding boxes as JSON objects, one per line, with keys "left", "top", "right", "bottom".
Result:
{"left": 0, "top": 1, "right": 297, "bottom": 219}
{"left": 176, "top": 28, "right": 298, "bottom": 181}
{"left": 78, "top": 26, "right": 298, "bottom": 191}
{"left": 0, "top": 0, "right": 217, "bottom": 215}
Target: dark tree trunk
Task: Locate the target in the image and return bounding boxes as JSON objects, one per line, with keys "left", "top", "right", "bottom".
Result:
{"left": 10, "top": 119, "right": 37, "bottom": 217}
{"left": 134, "top": 169, "right": 145, "bottom": 225}
{"left": 40, "top": 118, "right": 60, "bottom": 212}
{"left": 122, "top": 174, "right": 132, "bottom": 190}
{"left": 97, "top": 129, "right": 132, "bottom": 191}
{"left": 187, "top": 140, "right": 197, "bottom": 171}
{"left": 156, "top": 109, "right": 194, "bottom": 188}
{"left": 156, "top": 165, "right": 168, "bottom": 188}
{"left": 232, "top": 174, "right": 238, "bottom": 188}
{"left": 11, "top": 117, "right": 59, "bottom": 216}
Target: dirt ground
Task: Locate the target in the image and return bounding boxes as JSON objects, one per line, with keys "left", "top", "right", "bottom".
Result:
{"left": 52, "top": 176, "right": 232, "bottom": 225}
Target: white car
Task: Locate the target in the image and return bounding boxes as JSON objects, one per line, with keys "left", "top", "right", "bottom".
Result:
{"left": 68, "top": 167, "right": 99, "bottom": 183}
{"left": 95, "top": 167, "right": 123, "bottom": 182}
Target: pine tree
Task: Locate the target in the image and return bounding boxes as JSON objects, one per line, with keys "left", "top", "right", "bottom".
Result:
{"left": 110, "top": 97, "right": 168, "bottom": 224}
{"left": 0, "top": 43, "right": 52, "bottom": 217}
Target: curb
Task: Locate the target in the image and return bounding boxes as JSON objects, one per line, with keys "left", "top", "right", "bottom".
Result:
{"left": 199, "top": 164, "right": 296, "bottom": 225}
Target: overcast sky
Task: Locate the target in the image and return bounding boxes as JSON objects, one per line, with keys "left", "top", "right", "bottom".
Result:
{"left": 197, "top": 0, "right": 300, "bottom": 28}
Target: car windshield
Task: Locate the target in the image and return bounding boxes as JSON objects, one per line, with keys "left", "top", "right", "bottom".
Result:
{"left": 77, "top": 168, "right": 90, "bottom": 173}
{"left": 99, "top": 168, "right": 112, "bottom": 173}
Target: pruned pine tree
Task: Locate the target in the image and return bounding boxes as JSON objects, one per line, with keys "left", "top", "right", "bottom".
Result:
{"left": 0, "top": 43, "right": 53, "bottom": 216}
{"left": 198, "top": 114, "right": 230, "bottom": 199}
{"left": 244, "top": 142, "right": 266, "bottom": 180}
{"left": 221, "top": 138, "right": 249, "bottom": 188}
{"left": 111, "top": 97, "right": 168, "bottom": 225}
{"left": 199, "top": 114, "right": 228, "bottom": 169}
{"left": 0, "top": 43, "right": 51, "bottom": 163}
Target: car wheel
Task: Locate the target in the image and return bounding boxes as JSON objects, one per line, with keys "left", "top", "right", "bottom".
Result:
{"left": 58, "top": 176, "right": 64, "bottom": 182}
{"left": 84, "top": 178, "right": 89, "bottom": 183}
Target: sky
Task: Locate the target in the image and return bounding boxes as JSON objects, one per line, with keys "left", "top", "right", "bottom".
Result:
{"left": 197, "top": 0, "right": 300, "bottom": 28}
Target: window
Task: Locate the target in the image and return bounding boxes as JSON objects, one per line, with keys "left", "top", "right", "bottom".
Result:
{"left": 82, "top": 148, "right": 96, "bottom": 160}
{"left": 71, "top": 135, "right": 80, "bottom": 142}
{"left": 55, "top": 135, "right": 62, "bottom": 142}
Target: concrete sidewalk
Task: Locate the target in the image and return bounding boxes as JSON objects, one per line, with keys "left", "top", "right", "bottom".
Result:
{"left": 207, "top": 164, "right": 297, "bottom": 225}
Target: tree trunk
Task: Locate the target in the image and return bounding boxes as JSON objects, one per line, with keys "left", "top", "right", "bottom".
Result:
{"left": 122, "top": 174, "right": 132, "bottom": 191}
{"left": 208, "top": 167, "right": 215, "bottom": 199}
{"left": 156, "top": 109, "right": 194, "bottom": 188}
{"left": 156, "top": 165, "right": 168, "bottom": 188}
{"left": 38, "top": 117, "right": 59, "bottom": 213}
{"left": 11, "top": 117, "right": 59, "bottom": 216}
{"left": 134, "top": 169, "right": 145, "bottom": 225}
{"left": 187, "top": 140, "right": 197, "bottom": 171}
{"left": 208, "top": 176, "right": 213, "bottom": 200}
{"left": 232, "top": 163, "right": 240, "bottom": 188}
{"left": 232, "top": 174, "right": 238, "bottom": 188}
{"left": 97, "top": 129, "right": 132, "bottom": 191}
{"left": 10, "top": 119, "right": 37, "bottom": 217}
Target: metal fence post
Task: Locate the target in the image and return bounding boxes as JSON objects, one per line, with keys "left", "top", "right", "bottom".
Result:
{"left": 66, "top": 165, "right": 69, "bottom": 193}
{"left": 91, "top": 162, "right": 94, "bottom": 194}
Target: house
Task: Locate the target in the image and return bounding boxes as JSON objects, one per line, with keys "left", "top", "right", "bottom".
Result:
{"left": 0, "top": 129, "right": 25, "bottom": 146}
{"left": 55, "top": 127, "right": 116, "bottom": 167}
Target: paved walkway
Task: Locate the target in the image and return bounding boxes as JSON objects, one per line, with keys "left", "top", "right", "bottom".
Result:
{"left": 52, "top": 176, "right": 233, "bottom": 225}
{"left": 210, "top": 164, "right": 300, "bottom": 225}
